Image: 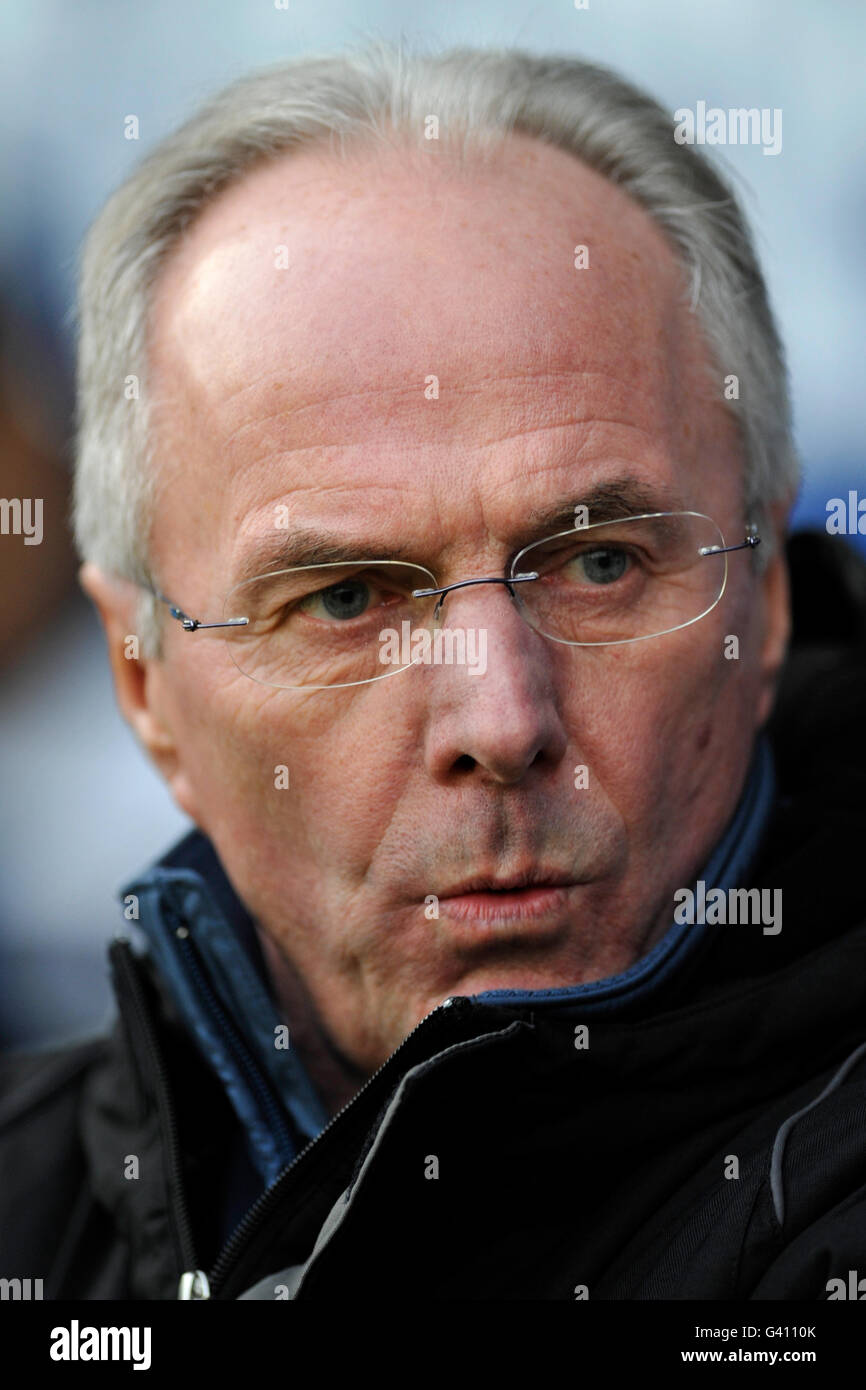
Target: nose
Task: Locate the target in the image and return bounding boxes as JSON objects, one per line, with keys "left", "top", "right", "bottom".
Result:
{"left": 419, "top": 580, "right": 569, "bottom": 787}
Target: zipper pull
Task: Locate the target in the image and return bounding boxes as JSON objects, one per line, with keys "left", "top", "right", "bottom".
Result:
{"left": 178, "top": 1269, "right": 211, "bottom": 1300}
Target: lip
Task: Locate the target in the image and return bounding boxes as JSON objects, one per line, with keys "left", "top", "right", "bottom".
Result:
{"left": 435, "top": 871, "right": 580, "bottom": 931}
{"left": 439, "top": 869, "right": 578, "bottom": 897}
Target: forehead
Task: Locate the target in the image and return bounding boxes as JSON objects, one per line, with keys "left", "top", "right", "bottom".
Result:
{"left": 146, "top": 132, "right": 738, "bottom": 584}
{"left": 152, "top": 131, "right": 690, "bottom": 392}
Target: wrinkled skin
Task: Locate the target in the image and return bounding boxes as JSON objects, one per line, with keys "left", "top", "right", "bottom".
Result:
{"left": 83, "top": 133, "right": 790, "bottom": 1108}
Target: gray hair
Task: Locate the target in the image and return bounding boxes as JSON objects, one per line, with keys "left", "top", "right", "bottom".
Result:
{"left": 72, "top": 38, "right": 799, "bottom": 656}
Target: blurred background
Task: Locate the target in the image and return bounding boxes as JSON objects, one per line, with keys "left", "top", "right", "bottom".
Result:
{"left": 1, "top": 0, "right": 863, "bottom": 1048}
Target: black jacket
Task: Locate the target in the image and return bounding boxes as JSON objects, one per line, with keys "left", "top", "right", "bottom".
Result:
{"left": 2, "top": 530, "right": 865, "bottom": 1301}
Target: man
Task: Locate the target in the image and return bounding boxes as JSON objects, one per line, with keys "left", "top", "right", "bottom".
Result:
{"left": 1, "top": 41, "right": 864, "bottom": 1302}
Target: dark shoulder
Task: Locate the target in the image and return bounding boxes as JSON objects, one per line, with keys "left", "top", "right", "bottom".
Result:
{"left": 0, "top": 1034, "right": 110, "bottom": 1135}
{"left": 0, "top": 1033, "right": 125, "bottom": 1296}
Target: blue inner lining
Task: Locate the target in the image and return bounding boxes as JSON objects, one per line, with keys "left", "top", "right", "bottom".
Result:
{"left": 121, "top": 735, "right": 775, "bottom": 1181}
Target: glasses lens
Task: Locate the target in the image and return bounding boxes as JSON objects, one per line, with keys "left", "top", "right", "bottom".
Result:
{"left": 221, "top": 561, "right": 438, "bottom": 688}
{"left": 510, "top": 512, "right": 727, "bottom": 646}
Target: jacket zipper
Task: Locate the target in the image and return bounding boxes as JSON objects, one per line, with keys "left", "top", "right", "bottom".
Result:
{"left": 113, "top": 932, "right": 479, "bottom": 1300}
{"left": 110, "top": 937, "right": 200, "bottom": 1278}
{"left": 205, "top": 993, "right": 475, "bottom": 1299}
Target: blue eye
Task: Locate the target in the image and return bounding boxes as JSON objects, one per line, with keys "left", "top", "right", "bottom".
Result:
{"left": 316, "top": 579, "right": 371, "bottom": 620}
{"left": 574, "top": 547, "right": 630, "bottom": 584}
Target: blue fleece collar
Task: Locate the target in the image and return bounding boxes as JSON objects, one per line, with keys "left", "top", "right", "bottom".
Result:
{"left": 120, "top": 736, "right": 775, "bottom": 1184}
{"left": 122, "top": 841, "right": 330, "bottom": 1186}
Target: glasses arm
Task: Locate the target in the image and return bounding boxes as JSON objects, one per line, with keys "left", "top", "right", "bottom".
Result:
{"left": 699, "top": 526, "right": 761, "bottom": 558}
{"left": 145, "top": 517, "right": 756, "bottom": 637}
{"left": 150, "top": 587, "right": 249, "bottom": 632}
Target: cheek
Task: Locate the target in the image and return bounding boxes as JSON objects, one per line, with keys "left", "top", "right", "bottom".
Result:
{"left": 172, "top": 653, "right": 417, "bottom": 860}
{"left": 564, "top": 608, "right": 751, "bottom": 824}
{"left": 694, "top": 718, "right": 712, "bottom": 753}
{"left": 670, "top": 586, "right": 767, "bottom": 811}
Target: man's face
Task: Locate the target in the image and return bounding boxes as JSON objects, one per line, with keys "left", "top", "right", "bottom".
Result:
{"left": 135, "top": 134, "right": 784, "bottom": 1072}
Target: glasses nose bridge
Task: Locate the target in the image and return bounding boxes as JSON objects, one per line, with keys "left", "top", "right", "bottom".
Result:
{"left": 414, "top": 573, "right": 539, "bottom": 621}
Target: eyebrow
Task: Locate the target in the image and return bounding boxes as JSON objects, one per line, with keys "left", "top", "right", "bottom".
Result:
{"left": 230, "top": 477, "right": 684, "bottom": 587}
{"left": 525, "top": 479, "right": 683, "bottom": 532}
{"left": 230, "top": 531, "right": 423, "bottom": 587}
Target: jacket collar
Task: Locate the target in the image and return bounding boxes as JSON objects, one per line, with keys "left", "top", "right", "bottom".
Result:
{"left": 122, "top": 842, "right": 330, "bottom": 1187}
{"left": 120, "top": 734, "right": 774, "bottom": 1186}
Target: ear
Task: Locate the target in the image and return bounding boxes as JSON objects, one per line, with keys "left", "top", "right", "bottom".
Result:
{"left": 754, "top": 507, "right": 793, "bottom": 729}
{"left": 79, "top": 562, "right": 202, "bottom": 823}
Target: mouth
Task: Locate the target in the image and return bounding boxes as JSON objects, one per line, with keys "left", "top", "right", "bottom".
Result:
{"left": 435, "top": 870, "right": 580, "bottom": 931}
